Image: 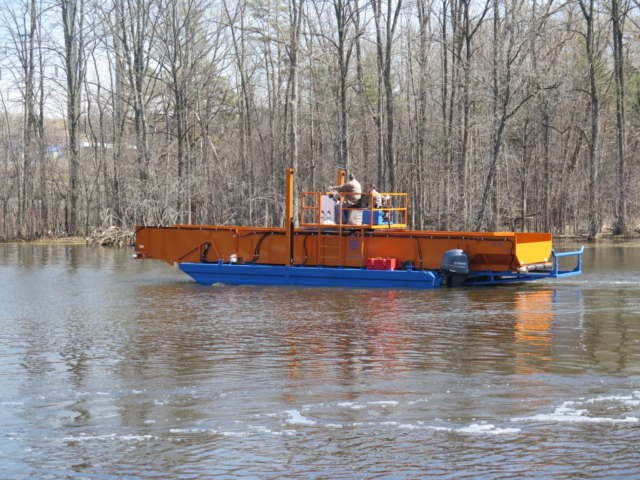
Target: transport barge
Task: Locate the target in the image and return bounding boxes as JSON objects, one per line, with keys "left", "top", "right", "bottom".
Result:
{"left": 134, "top": 169, "right": 583, "bottom": 288}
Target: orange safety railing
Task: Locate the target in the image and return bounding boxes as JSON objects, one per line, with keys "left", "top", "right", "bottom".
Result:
{"left": 301, "top": 192, "right": 322, "bottom": 225}
{"left": 301, "top": 192, "right": 408, "bottom": 229}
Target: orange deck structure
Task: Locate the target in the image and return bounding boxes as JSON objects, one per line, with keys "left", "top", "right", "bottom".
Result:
{"left": 135, "top": 169, "right": 582, "bottom": 288}
{"left": 135, "top": 225, "right": 555, "bottom": 272}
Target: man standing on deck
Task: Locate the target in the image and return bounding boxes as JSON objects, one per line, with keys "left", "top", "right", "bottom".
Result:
{"left": 329, "top": 173, "right": 362, "bottom": 224}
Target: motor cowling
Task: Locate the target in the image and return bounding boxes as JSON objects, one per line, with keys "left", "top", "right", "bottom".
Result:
{"left": 440, "top": 249, "right": 469, "bottom": 287}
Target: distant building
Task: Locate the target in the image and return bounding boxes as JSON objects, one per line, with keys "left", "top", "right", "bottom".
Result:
{"left": 45, "top": 146, "right": 62, "bottom": 159}
{"left": 80, "top": 142, "right": 114, "bottom": 149}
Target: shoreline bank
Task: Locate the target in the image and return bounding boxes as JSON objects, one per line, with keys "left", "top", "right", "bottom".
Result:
{"left": 2, "top": 232, "right": 638, "bottom": 246}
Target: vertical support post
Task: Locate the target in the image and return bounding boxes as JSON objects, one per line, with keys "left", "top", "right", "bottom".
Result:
{"left": 286, "top": 168, "right": 295, "bottom": 266}
{"left": 360, "top": 227, "right": 365, "bottom": 266}
{"left": 551, "top": 249, "right": 558, "bottom": 276}
{"left": 335, "top": 170, "right": 346, "bottom": 266}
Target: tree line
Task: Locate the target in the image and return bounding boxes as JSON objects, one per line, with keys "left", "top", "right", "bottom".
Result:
{"left": 0, "top": 0, "right": 638, "bottom": 240}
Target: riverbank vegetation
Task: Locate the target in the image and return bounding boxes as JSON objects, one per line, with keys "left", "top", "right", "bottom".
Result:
{"left": 0, "top": 0, "right": 639, "bottom": 241}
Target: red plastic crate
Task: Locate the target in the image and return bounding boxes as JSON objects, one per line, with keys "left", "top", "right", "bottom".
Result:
{"left": 366, "top": 258, "right": 397, "bottom": 270}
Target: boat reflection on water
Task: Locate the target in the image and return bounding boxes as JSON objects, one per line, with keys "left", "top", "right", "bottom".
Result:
{"left": 120, "top": 280, "right": 588, "bottom": 409}
{"left": 277, "top": 288, "right": 569, "bottom": 395}
{"left": 356, "top": 290, "right": 413, "bottom": 383}
{"left": 514, "top": 290, "right": 555, "bottom": 375}
{"left": 282, "top": 289, "right": 412, "bottom": 402}
{"left": 274, "top": 287, "right": 589, "bottom": 410}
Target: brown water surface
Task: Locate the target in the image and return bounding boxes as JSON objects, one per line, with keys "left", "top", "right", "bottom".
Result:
{"left": 1, "top": 242, "right": 639, "bottom": 478}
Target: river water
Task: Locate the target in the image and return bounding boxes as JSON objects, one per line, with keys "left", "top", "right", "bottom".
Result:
{"left": 0, "top": 242, "right": 639, "bottom": 479}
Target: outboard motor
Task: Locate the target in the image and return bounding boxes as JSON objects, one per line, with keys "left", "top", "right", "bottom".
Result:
{"left": 440, "top": 249, "right": 469, "bottom": 287}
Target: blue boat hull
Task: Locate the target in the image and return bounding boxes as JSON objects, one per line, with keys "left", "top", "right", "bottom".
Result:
{"left": 179, "top": 263, "right": 442, "bottom": 288}
{"left": 177, "top": 247, "right": 584, "bottom": 289}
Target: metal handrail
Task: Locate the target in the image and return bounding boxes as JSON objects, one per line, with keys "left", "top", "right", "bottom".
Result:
{"left": 551, "top": 246, "right": 584, "bottom": 276}
{"left": 301, "top": 192, "right": 321, "bottom": 225}
{"left": 300, "top": 191, "right": 408, "bottom": 228}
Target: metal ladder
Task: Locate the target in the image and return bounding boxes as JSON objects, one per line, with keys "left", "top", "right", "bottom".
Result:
{"left": 317, "top": 230, "right": 341, "bottom": 266}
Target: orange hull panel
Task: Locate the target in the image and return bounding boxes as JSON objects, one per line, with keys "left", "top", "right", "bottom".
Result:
{"left": 135, "top": 225, "right": 553, "bottom": 272}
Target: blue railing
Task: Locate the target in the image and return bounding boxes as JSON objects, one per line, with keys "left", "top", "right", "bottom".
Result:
{"left": 464, "top": 246, "right": 584, "bottom": 286}
{"left": 551, "top": 246, "right": 584, "bottom": 277}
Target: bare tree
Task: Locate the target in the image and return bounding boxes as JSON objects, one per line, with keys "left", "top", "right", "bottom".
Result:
{"left": 611, "top": 0, "right": 629, "bottom": 234}
{"left": 115, "top": 0, "right": 158, "bottom": 189}
{"left": 577, "top": 0, "right": 602, "bottom": 240}
{"left": 332, "top": 0, "right": 359, "bottom": 173}
{"left": 57, "top": 0, "right": 87, "bottom": 235}
{"left": 457, "top": 0, "right": 490, "bottom": 230}
{"left": 155, "top": 0, "right": 216, "bottom": 224}
{"left": 372, "top": 0, "right": 402, "bottom": 191}
{"left": 475, "top": 0, "right": 536, "bottom": 231}
{"left": 1, "top": 0, "right": 47, "bottom": 237}
{"left": 286, "top": 0, "right": 304, "bottom": 224}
